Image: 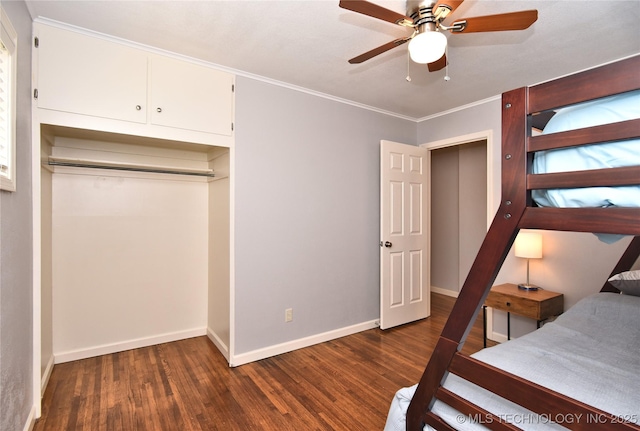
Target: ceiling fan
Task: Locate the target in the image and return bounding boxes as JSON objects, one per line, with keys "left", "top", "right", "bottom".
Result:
{"left": 339, "top": 0, "right": 538, "bottom": 71}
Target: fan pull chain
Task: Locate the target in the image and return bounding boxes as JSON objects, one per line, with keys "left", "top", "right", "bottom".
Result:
{"left": 444, "top": 45, "right": 451, "bottom": 82}
{"left": 406, "top": 49, "right": 412, "bottom": 82}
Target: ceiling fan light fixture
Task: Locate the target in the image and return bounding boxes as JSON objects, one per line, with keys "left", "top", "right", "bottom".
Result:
{"left": 408, "top": 31, "right": 447, "bottom": 64}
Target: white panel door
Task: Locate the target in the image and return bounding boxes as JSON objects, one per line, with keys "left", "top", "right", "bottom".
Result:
{"left": 380, "top": 140, "right": 430, "bottom": 329}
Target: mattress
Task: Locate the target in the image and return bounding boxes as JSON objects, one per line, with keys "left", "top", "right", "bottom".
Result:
{"left": 384, "top": 293, "right": 640, "bottom": 431}
{"left": 531, "top": 90, "right": 640, "bottom": 209}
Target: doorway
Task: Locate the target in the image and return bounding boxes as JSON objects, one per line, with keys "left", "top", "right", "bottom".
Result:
{"left": 421, "top": 131, "right": 493, "bottom": 297}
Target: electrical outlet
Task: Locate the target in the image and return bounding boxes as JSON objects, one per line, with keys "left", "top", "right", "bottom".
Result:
{"left": 285, "top": 308, "right": 293, "bottom": 322}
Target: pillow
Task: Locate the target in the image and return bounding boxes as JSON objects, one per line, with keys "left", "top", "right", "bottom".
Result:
{"left": 608, "top": 270, "right": 640, "bottom": 296}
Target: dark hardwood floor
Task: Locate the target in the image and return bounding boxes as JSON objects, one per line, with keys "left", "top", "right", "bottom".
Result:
{"left": 34, "top": 293, "right": 492, "bottom": 431}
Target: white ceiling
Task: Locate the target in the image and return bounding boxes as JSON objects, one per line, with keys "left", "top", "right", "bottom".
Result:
{"left": 25, "top": 0, "right": 640, "bottom": 120}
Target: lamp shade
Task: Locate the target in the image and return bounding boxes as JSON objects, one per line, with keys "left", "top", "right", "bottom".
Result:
{"left": 408, "top": 31, "right": 447, "bottom": 64}
{"left": 514, "top": 232, "right": 543, "bottom": 259}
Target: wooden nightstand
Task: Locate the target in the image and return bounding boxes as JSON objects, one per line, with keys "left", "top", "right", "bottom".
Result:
{"left": 482, "top": 283, "right": 564, "bottom": 347}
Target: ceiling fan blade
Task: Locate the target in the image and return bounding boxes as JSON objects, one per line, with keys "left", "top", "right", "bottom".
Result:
{"left": 348, "top": 38, "right": 410, "bottom": 64}
{"left": 339, "top": 0, "right": 414, "bottom": 27}
{"left": 428, "top": 54, "right": 447, "bottom": 72}
{"left": 451, "top": 10, "right": 538, "bottom": 33}
{"left": 432, "top": 0, "right": 464, "bottom": 21}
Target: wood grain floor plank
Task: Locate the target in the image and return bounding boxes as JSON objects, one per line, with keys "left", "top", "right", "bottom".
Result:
{"left": 34, "top": 293, "right": 493, "bottom": 430}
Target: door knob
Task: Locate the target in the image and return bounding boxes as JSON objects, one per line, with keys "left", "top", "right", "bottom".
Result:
{"left": 380, "top": 241, "right": 392, "bottom": 248}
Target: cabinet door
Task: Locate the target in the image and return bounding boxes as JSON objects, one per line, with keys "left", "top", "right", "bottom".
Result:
{"left": 37, "top": 24, "right": 147, "bottom": 123}
{"left": 150, "top": 56, "right": 233, "bottom": 136}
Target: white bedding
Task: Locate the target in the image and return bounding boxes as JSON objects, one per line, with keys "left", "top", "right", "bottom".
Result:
{"left": 384, "top": 293, "right": 640, "bottom": 431}
{"left": 531, "top": 90, "right": 640, "bottom": 210}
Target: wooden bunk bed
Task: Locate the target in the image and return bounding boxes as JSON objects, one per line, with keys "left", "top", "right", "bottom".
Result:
{"left": 400, "top": 55, "right": 640, "bottom": 431}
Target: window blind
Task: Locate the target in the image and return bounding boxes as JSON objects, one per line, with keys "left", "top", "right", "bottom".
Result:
{"left": 0, "top": 40, "right": 8, "bottom": 178}
{"left": 0, "top": 6, "right": 17, "bottom": 191}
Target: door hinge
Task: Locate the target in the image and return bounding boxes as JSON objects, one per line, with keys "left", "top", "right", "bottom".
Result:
{"left": 231, "top": 123, "right": 234, "bottom": 131}
{"left": 34, "top": 37, "right": 39, "bottom": 48}
{"left": 34, "top": 89, "right": 38, "bottom": 99}
{"left": 232, "top": 84, "right": 235, "bottom": 93}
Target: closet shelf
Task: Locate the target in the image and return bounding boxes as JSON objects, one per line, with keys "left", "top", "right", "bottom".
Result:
{"left": 47, "top": 156, "right": 215, "bottom": 178}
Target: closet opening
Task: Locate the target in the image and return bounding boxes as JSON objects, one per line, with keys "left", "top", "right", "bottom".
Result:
{"left": 421, "top": 132, "right": 492, "bottom": 298}
{"left": 38, "top": 124, "right": 231, "bottom": 396}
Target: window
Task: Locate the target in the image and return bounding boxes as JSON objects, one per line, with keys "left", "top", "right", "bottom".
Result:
{"left": 0, "top": 7, "right": 17, "bottom": 192}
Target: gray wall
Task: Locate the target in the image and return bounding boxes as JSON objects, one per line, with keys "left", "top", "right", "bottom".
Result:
{"left": 430, "top": 141, "right": 486, "bottom": 294}
{"left": 234, "top": 77, "right": 416, "bottom": 354}
{"left": 458, "top": 141, "right": 488, "bottom": 291}
{"left": 0, "top": 1, "right": 34, "bottom": 430}
{"left": 430, "top": 146, "right": 459, "bottom": 291}
{"left": 418, "top": 99, "right": 502, "bottom": 212}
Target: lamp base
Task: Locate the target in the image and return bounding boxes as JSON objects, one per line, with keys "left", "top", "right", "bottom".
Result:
{"left": 518, "top": 283, "right": 540, "bottom": 291}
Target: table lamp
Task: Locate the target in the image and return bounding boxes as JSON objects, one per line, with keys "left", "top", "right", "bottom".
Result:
{"left": 514, "top": 231, "right": 543, "bottom": 290}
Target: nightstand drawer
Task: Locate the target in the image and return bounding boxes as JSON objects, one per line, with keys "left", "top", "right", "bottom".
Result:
{"left": 485, "top": 283, "right": 564, "bottom": 321}
{"left": 485, "top": 293, "right": 542, "bottom": 320}
{"left": 483, "top": 283, "right": 564, "bottom": 347}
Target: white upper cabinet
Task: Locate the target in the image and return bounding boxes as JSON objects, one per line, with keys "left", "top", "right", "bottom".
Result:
{"left": 36, "top": 24, "right": 148, "bottom": 124}
{"left": 149, "top": 56, "right": 233, "bottom": 136}
{"left": 34, "top": 23, "right": 234, "bottom": 146}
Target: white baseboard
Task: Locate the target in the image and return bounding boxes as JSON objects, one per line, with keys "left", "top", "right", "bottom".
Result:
{"left": 206, "top": 327, "right": 230, "bottom": 362}
{"left": 54, "top": 327, "right": 207, "bottom": 364}
{"left": 41, "top": 354, "right": 55, "bottom": 397}
{"left": 489, "top": 331, "right": 508, "bottom": 343}
{"left": 431, "top": 286, "right": 459, "bottom": 298}
{"left": 23, "top": 405, "right": 36, "bottom": 431}
{"left": 230, "top": 320, "right": 378, "bottom": 367}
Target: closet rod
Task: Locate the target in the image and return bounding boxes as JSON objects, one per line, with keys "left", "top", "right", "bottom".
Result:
{"left": 48, "top": 157, "right": 215, "bottom": 178}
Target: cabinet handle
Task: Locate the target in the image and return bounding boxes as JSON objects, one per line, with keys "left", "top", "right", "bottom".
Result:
{"left": 156, "top": 107, "right": 162, "bottom": 113}
{"left": 135, "top": 105, "right": 142, "bottom": 111}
